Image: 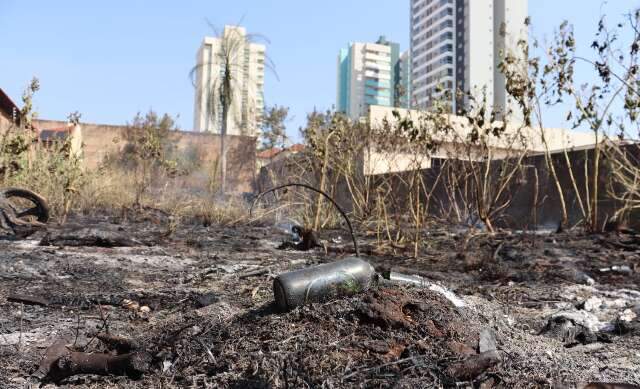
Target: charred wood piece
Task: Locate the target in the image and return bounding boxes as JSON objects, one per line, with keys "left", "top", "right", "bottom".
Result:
{"left": 47, "top": 350, "right": 151, "bottom": 382}
{"left": 41, "top": 227, "right": 141, "bottom": 247}
{"left": 7, "top": 293, "right": 49, "bottom": 307}
{"left": 445, "top": 350, "right": 502, "bottom": 381}
{"left": 237, "top": 268, "right": 269, "bottom": 279}
{"left": 95, "top": 332, "right": 141, "bottom": 354}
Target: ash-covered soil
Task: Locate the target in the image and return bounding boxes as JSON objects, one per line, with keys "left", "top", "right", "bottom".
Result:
{"left": 0, "top": 214, "right": 639, "bottom": 388}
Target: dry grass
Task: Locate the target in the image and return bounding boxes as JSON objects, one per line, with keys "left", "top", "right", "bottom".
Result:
{"left": 0, "top": 136, "right": 249, "bottom": 232}
{"left": 72, "top": 169, "right": 251, "bottom": 229}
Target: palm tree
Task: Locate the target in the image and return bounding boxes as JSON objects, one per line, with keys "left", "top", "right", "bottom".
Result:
{"left": 191, "top": 23, "right": 275, "bottom": 194}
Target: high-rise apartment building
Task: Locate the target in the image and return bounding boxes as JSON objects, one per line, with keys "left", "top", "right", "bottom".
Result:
{"left": 410, "top": 0, "right": 527, "bottom": 115}
{"left": 337, "top": 36, "right": 410, "bottom": 120}
{"left": 193, "top": 25, "right": 265, "bottom": 136}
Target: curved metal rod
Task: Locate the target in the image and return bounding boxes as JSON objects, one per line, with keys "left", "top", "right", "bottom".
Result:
{"left": 250, "top": 183, "right": 360, "bottom": 257}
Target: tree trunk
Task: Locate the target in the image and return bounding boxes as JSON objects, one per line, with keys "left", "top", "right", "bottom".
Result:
{"left": 591, "top": 136, "right": 601, "bottom": 231}
{"left": 220, "top": 104, "right": 228, "bottom": 195}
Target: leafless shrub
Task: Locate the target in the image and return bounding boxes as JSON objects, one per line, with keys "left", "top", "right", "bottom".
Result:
{"left": 499, "top": 9, "right": 640, "bottom": 231}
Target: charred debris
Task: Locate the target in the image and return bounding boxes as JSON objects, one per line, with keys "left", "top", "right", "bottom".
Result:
{"left": 0, "top": 185, "right": 638, "bottom": 388}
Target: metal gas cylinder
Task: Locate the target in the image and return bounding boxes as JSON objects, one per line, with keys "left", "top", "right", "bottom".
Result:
{"left": 273, "top": 257, "right": 377, "bottom": 311}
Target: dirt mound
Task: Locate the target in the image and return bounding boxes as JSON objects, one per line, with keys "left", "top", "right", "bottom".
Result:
{"left": 158, "top": 287, "right": 491, "bottom": 388}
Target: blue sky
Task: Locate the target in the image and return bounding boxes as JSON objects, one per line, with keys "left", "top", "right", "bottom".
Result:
{"left": 1, "top": 1, "right": 638, "bottom": 141}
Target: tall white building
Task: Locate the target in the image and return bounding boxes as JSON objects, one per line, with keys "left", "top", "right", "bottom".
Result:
{"left": 193, "top": 25, "right": 265, "bottom": 136}
{"left": 337, "top": 36, "right": 410, "bottom": 120}
{"left": 410, "top": 0, "right": 527, "bottom": 116}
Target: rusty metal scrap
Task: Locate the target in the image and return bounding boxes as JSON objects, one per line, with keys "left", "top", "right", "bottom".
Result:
{"left": 34, "top": 335, "right": 150, "bottom": 383}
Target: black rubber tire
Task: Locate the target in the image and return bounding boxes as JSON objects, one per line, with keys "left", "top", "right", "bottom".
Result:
{"left": 0, "top": 188, "right": 50, "bottom": 223}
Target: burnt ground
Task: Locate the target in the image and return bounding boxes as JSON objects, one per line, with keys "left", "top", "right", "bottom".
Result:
{"left": 0, "top": 213, "right": 639, "bottom": 388}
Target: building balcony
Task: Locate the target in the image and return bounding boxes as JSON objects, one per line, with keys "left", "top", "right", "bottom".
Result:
{"left": 364, "top": 53, "right": 391, "bottom": 62}
{"left": 365, "top": 70, "right": 391, "bottom": 80}
{"left": 364, "top": 61, "right": 392, "bottom": 71}
{"left": 365, "top": 78, "right": 391, "bottom": 88}
{"left": 365, "top": 87, "right": 391, "bottom": 97}
{"left": 365, "top": 97, "right": 391, "bottom": 106}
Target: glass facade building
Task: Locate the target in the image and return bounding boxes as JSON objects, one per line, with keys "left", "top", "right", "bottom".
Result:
{"left": 337, "top": 36, "right": 410, "bottom": 120}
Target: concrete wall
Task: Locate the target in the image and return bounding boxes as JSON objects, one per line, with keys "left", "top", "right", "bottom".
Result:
{"left": 500, "top": 146, "right": 640, "bottom": 229}
{"left": 34, "top": 119, "right": 257, "bottom": 193}
{"left": 364, "top": 105, "right": 599, "bottom": 176}
{"left": 260, "top": 142, "right": 639, "bottom": 230}
{"left": 373, "top": 144, "right": 640, "bottom": 230}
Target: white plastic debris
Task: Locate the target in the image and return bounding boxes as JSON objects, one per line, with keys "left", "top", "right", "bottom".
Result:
{"left": 385, "top": 272, "right": 466, "bottom": 308}
{"left": 619, "top": 309, "right": 637, "bottom": 322}
{"left": 599, "top": 265, "right": 633, "bottom": 275}
{"left": 162, "top": 360, "right": 172, "bottom": 373}
{"left": 427, "top": 283, "right": 466, "bottom": 308}
{"left": 549, "top": 310, "right": 611, "bottom": 333}
{"left": 583, "top": 296, "right": 603, "bottom": 312}
{"left": 479, "top": 328, "right": 497, "bottom": 353}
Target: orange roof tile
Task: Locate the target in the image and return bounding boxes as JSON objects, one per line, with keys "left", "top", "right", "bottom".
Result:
{"left": 257, "top": 147, "right": 283, "bottom": 159}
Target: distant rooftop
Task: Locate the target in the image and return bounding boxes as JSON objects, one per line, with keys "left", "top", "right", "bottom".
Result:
{"left": 0, "top": 88, "right": 20, "bottom": 124}
{"left": 257, "top": 147, "right": 283, "bottom": 159}
{"left": 38, "top": 127, "right": 73, "bottom": 142}
{"left": 257, "top": 143, "right": 305, "bottom": 160}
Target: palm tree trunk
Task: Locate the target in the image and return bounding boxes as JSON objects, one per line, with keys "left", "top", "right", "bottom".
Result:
{"left": 220, "top": 103, "right": 228, "bottom": 195}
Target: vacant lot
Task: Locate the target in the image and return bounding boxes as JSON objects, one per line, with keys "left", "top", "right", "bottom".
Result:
{"left": 0, "top": 213, "right": 639, "bottom": 388}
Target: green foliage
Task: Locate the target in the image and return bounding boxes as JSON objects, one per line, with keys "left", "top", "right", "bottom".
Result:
{"left": 0, "top": 78, "right": 39, "bottom": 179}
{"left": 0, "top": 130, "right": 31, "bottom": 178}
{"left": 20, "top": 78, "right": 40, "bottom": 127}
{"left": 19, "top": 138, "right": 84, "bottom": 223}
{"left": 338, "top": 275, "right": 362, "bottom": 295}
{"left": 261, "top": 105, "right": 289, "bottom": 150}
{"left": 0, "top": 78, "right": 85, "bottom": 221}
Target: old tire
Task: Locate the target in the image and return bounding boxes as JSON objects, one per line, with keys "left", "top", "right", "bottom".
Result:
{"left": 0, "top": 188, "right": 50, "bottom": 223}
